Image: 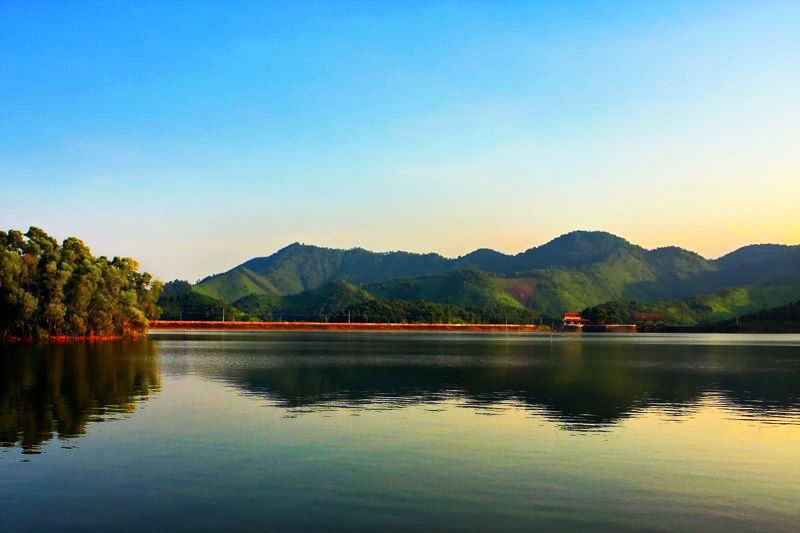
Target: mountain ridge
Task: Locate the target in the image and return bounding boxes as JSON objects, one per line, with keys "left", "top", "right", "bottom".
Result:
{"left": 190, "top": 230, "right": 800, "bottom": 320}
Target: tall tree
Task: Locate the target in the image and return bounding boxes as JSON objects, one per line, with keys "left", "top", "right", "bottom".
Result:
{"left": 0, "top": 228, "right": 162, "bottom": 340}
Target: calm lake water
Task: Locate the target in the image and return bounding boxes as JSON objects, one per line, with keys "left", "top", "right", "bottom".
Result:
{"left": 2, "top": 332, "right": 799, "bottom": 531}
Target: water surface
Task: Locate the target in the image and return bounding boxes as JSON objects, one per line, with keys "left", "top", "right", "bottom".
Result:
{"left": 2, "top": 332, "right": 799, "bottom": 531}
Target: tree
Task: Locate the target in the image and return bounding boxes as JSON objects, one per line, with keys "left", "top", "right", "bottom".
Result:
{"left": 0, "top": 227, "right": 162, "bottom": 340}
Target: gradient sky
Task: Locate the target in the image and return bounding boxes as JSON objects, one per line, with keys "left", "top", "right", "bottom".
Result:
{"left": 1, "top": 1, "right": 798, "bottom": 281}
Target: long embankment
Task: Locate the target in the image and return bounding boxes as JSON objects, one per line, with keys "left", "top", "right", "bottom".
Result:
{"left": 149, "top": 320, "right": 551, "bottom": 333}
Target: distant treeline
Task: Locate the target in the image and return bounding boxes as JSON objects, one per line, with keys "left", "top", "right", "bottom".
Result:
{"left": 706, "top": 300, "right": 800, "bottom": 333}
{"left": 159, "top": 280, "right": 551, "bottom": 325}
{"left": 580, "top": 300, "right": 663, "bottom": 325}
{"left": 580, "top": 299, "right": 800, "bottom": 333}
{"left": 0, "top": 228, "right": 162, "bottom": 341}
{"left": 158, "top": 280, "right": 250, "bottom": 321}
{"left": 340, "top": 300, "right": 544, "bottom": 325}
{"left": 581, "top": 299, "right": 736, "bottom": 326}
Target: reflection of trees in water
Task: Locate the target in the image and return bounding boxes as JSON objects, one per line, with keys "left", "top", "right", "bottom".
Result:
{"left": 2, "top": 335, "right": 797, "bottom": 449}
{"left": 182, "top": 336, "right": 800, "bottom": 429}
{"left": 0, "top": 341, "right": 160, "bottom": 452}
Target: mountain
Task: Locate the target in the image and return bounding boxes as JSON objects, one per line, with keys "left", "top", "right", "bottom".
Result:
{"left": 280, "top": 280, "right": 374, "bottom": 318}
{"left": 579, "top": 281, "right": 800, "bottom": 326}
{"left": 195, "top": 231, "right": 674, "bottom": 299}
{"left": 228, "top": 280, "right": 373, "bottom": 321}
{"left": 189, "top": 231, "right": 800, "bottom": 321}
{"left": 159, "top": 280, "right": 248, "bottom": 321}
{"left": 515, "top": 231, "right": 639, "bottom": 271}
{"left": 366, "top": 270, "right": 524, "bottom": 309}
{"left": 708, "top": 300, "right": 800, "bottom": 332}
{"left": 714, "top": 244, "right": 800, "bottom": 286}
{"left": 193, "top": 266, "right": 281, "bottom": 303}
{"left": 195, "top": 243, "right": 453, "bottom": 302}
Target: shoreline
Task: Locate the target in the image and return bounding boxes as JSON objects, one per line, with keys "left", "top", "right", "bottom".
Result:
{"left": 2, "top": 334, "right": 127, "bottom": 344}
{"left": 148, "top": 320, "right": 550, "bottom": 333}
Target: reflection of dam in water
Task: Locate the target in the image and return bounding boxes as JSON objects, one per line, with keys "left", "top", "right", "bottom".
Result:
{"left": 0, "top": 341, "right": 160, "bottom": 452}
{"left": 154, "top": 332, "right": 800, "bottom": 430}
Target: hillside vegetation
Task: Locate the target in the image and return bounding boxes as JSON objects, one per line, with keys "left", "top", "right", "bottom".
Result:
{"left": 707, "top": 300, "right": 800, "bottom": 332}
{"left": 166, "top": 231, "right": 800, "bottom": 324}
{"left": 366, "top": 270, "right": 524, "bottom": 310}
{"left": 162, "top": 277, "right": 534, "bottom": 324}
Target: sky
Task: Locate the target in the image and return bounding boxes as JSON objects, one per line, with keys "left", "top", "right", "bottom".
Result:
{"left": 1, "top": 1, "right": 799, "bottom": 281}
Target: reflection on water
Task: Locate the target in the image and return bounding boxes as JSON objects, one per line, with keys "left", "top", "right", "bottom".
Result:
{"left": 3, "top": 333, "right": 799, "bottom": 451}
{"left": 2, "top": 332, "right": 799, "bottom": 531}
{"left": 153, "top": 332, "right": 800, "bottom": 430}
{"left": 0, "top": 341, "right": 160, "bottom": 452}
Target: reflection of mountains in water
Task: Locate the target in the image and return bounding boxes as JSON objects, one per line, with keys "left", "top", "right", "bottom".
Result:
{"left": 0, "top": 342, "right": 160, "bottom": 452}
{"left": 170, "top": 333, "right": 800, "bottom": 429}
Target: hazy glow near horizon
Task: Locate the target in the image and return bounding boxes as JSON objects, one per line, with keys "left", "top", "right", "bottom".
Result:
{"left": 1, "top": 1, "right": 798, "bottom": 280}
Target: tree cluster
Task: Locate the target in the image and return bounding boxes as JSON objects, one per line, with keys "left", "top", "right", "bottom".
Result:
{"left": 334, "top": 300, "right": 544, "bottom": 325}
{"left": 159, "top": 280, "right": 248, "bottom": 321}
{"left": 159, "top": 280, "right": 550, "bottom": 325}
{"left": 0, "top": 227, "right": 162, "bottom": 340}
{"left": 708, "top": 300, "right": 800, "bottom": 333}
{"left": 580, "top": 300, "right": 647, "bottom": 324}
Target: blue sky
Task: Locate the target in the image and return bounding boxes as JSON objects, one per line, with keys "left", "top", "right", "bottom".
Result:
{"left": 1, "top": 1, "right": 798, "bottom": 280}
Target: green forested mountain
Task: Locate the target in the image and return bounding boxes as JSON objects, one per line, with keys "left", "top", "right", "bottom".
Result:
{"left": 708, "top": 300, "right": 800, "bottom": 332}
{"left": 183, "top": 231, "right": 800, "bottom": 324}
{"left": 269, "top": 280, "right": 374, "bottom": 320}
{"left": 193, "top": 266, "right": 281, "bottom": 304}
{"left": 579, "top": 282, "right": 800, "bottom": 326}
{"left": 366, "top": 270, "right": 524, "bottom": 309}
{"left": 158, "top": 280, "right": 249, "bottom": 321}
{"left": 195, "top": 243, "right": 454, "bottom": 302}
{"left": 164, "top": 276, "right": 531, "bottom": 324}
{"left": 196, "top": 231, "right": 716, "bottom": 299}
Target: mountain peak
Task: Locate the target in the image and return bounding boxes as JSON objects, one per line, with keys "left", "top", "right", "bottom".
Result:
{"left": 275, "top": 242, "right": 318, "bottom": 253}
{"left": 515, "top": 230, "right": 635, "bottom": 271}
{"left": 191, "top": 232, "right": 800, "bottom": 319}
{"left": 546, "top": 230, "right": 632, "bottom": 246}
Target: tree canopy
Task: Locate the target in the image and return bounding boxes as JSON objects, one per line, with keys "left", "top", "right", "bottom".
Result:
{"left": 0, "top": 227, "right": 162, "bottom": 340}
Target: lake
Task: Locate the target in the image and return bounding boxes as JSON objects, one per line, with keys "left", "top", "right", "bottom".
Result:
{"left": 2, "top": 332, "right": 799, "bottom": 531}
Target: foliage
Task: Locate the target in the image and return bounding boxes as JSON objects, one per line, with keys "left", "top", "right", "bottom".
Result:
{"left": 581, "top": 300, "right": 649, "bottom": 324}
{"left": 182, "top": 278, "right": 546, "bottom": 325}
{"left": 685, "top": 284, "right": 800, "bottom": 323}
{"left": 279, "top": 280, "right": 373, "bottom": 320}
{"left": 230, "top": 293, "right": 281, "bottom": 321}
{"left": 229, "top": 280, "right": 371, "bottom": 321}
{"left": 707, "top": 300, "right": 800, "bottom": 332}
{"left": 581, "top": 281, "right": 800, "bottom": 326}
{"left": 188, "top": 230, "right": 800, "bottom": 322}
{"left": 197, "top": 243, "right": 455, "bottom": 300}
{"left": 0, "top": 227, "right": 162, "bottom": 340}
{"left": 366, "top": 269, "right": 524, "bottom": 310}
{"left": 340, "top": 300, "right": 543, "bottom": 325}
{"left": 158, "top": 280, "right": 249, "bottom": 321}
{"left": 193, "top": 267, "right": 280, "bottom": 304}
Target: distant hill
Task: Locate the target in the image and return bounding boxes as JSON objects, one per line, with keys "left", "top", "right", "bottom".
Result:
{"left": 183, "top": 230, "right": 800, "bottom": 322}
{"left": 197, "top": 231, "right": 714, "bottom": 298}
{"left": 708, "top": 300, "right": 800, "bottom": 333}
{"left": 198, "top": 243, "right": 453, "bottom": 301}
{"left": 366, "top": 270, "right": 524, "bottom": 310}
{"left": 579, "top": 282, "right": 800, "bottom": 326}
{"left": 164, "top": 277, "right": 528, "bottom": 324}
{"left": 278, "top": 280, "right": 374, "bottom": 320}
{"left": 159, "top": 280, "right": 247, "bottom": 321}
